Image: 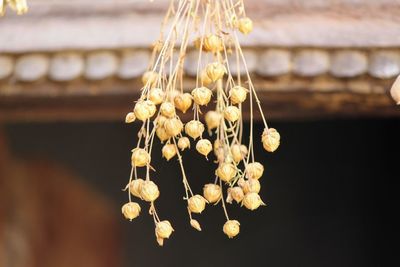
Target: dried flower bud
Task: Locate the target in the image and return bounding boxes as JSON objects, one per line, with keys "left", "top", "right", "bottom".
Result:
{"left": 242, "top": 192, "right": 266, "bottom": 210}
{"left": 262, "top": 128, "right": 281, "bottom": 152}
{"left": 185, "top": 120, "right": 205, "bottom": 140}
{"left": 156, "top": 126, "right": 170, "bottom": 142}
{"left": 201, "top": 70, "right": 213, "bottom": 86}
{"left": 155, "top": 220, "right": 174, "bottom": 239}
{"left": 246, "top": 162, "right": 264, "bottom": 180}
{"left": 238, "top": 17, "right": 253, "bottom": 35}
{"left": 121, "top": 202, "right": 141, "bottom": 221}
{"left": 6, "top": 0, "right": 28, "bottom": 15}
{"left": 164, "top": 117, "right": 183, "bottom": 137}
{"left": 131, "top": 148, "right": 150, "bottom": 167}
{"left": 156, "top": 237, "right": 164, "bottom": 246}
{"left": 194, "top": 37, "right": 211, "bottom": 52}
{"left": 155, "top": 115, "right": 168, "bottom": 128}
{"left": 229, "top": 86, "right": 248, "bottom": 104}
{"left": 149, "top": 87, "right": 165, "bottom": 105}
{"left": 174, "top": 93, "right": 193, "bottom": 113}
{"left": 142, "top": 71, "right": 159, "bottom": 87}
{"left": 162, "top": 143, "right": 177, "bottom": 161}
{"left": 203, "top": 184, "right": 222, "bottom": 203}
{"left": 216, "top": 163, "right": 237, "bottom": 183}
{"left": 223, "top": 220, "right": 240, "bottom": 238}
{"left": 241, "top": 178, "right": 261, "bottom": 194}
{"left": 125, "top": 112, "right": 136, "bottom": 123}
{"left": 206, "top": 62, "right": 227, "bottom": 82}
{"left": 390, "top": 75, "right": 400, "bottom": 104}
{"left": 160, "top": 102, "right": 176, "bottom": 118}
{"left": 191, "top": 87, "right": 212, "bottom": 106}
{"left": 128, "top": 178, "right": 145, "bottom": 198}
{"left": 190, "top": 219, "right": 202, "bottom": 231}
{"left": 134, "top": 100, "right": 157, "bottom": 121}
{"left": 231, "top": 144, "right": 248, "bottom": 163}
{"left": 140, "top": 180, "right": 160, "bottom": 202}
{"left": 196, "top": 139, "right": 212, "bottom": 157}
{"left": 227, "top": 187, "right": 244, "bottom": 204}
{"left": 188, "top": 195, "right": 207, "bottom": 213}
{"left": 177, "top": 137, "right": 190, "bottom": 151}
{"left": 224, "top": 106, "right": 241, "bottom": 122}
{"left": 214, "top": 140, "right": 225, "bottom": 162}
{"left": 204, "top": 34, "right": 224, "bottom": 53}
{"left": 205, "top": 111, "right": 222, "bottom": 131}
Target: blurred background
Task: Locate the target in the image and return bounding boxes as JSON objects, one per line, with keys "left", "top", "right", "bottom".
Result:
{"left": 1, "top": 1, "right": 399, "bottom": 267}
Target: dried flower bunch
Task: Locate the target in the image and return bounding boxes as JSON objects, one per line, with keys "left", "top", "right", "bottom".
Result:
{"left": 122, "top": 0, "right": 280, "bottom": 246}
{"left": 0, "top": 0, "right": 28, "bottom": 16}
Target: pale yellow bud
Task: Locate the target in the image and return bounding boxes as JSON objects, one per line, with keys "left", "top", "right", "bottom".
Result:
{"left": 188, "top": 195, "right": 207, "bottom": 213}
{"left": 203, "top": 184, "right": 222, "bottom": 203}
{"left": 156, "top": 126, "right": 170, "bottom": 142}
{"left": 160, "top": 102, "right": 176, "bottom": 118}
{"left": 7, "top": 0, "right": 29, "bottom": 15}
{"left": 196, "top": 139, "right": 212, "bottom": 157}
{"left": 201, "top": 70, "right": 213, "bottom": 86}
{"left": 223, "top": 220, "right": 240, "bottom": 238}
{"left": 131, "top": 148, "right": 150, "bottom": 167}
{"left": 142, "top": 71, "right": 159, "bottom": 87}
{"left": 121, "top": 202, "right": 141, "bottom": 221}
{"left": 162, "top": 143, "right": 177, "bottom": 161}
{"left": 164, "top": 117, "right": 183, "bottom": 137}
{"left": 231, "top": 144, "right": 248, "bottom": 163}
{"left": 155, "top": 115, "right": 168, "bottom": 128}
{"left": 246, "top": 162, "right": 264, "bottom": 180}
{"left": 205, "top": 111, "right": 222, "bottom": 131}
{"left": 191, "top": 87, "right": 212, "bottom": 106}
{"left": 262, "top": 128, "right": 281, "bottom": 152}
{"left": 156, "top": 237, "right": 164, "bottom": 246}
{"left": 390, "top": 75, "right": 400, "bottom": 104}
{"left": 241, "top": 178, "right": 261, "bottom": 194}
{"left": 174, "top": 93, "right": 193, "bottom": 113}
{"left": 216, "top": 163, "right": 237, "bottom": 183}
{"left": 224, "top": 106, "right": 241, "bottom": 122}
{"left": 177, "top": 137, "right": 190, "bottom": 151}
{"left": 214, "top": 140, "right": 225, "bottom": 162}
{"left": 134, "top": 100, "right": 157, "bottom": 121}
{"left": 204, "top": 34, "right": 224, "bottom": 53}
{"left": 127, "top": 178, "right": 144, "bottom": 198}
{"left": 227, "top": 187, "right": 244, "bottom": 204}
{"left": 194, "top": 37, "right": 211, "bottom": 52}
{"left": 242, "top": 192, "right": 266, "bottom": 210}
{"left": 206, "top": 62, "right": 227, "bottom": 82}
{"left": 238, "top": 17, "right": 253, "bottom": 35}
{"left": 140, "top": 180, "right": 160, "bottom": 202}
{"left": 125, "top": 112, "right": 136, "bottom": 123}
{"left": 149, "top": 88, "right": 165, "bottom": 105}
{"left": 155, "top": 220, "right": 174, "bottom": 239}
{"left": 185, "top": 120, "right": 205, "bottom": 140}
{"left": 190, "top": 219, "right": 202, "bottom": 231}
{"left": 229, "top": 86, "right": 248, "bottom": 104}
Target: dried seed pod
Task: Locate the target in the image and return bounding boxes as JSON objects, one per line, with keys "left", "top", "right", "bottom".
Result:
{"left": 160, "top": 102, "right": 176, "bottom": 118}
{"left": 185, "top": 120, "right": 205, "bottom": 140}
{"left": 155, "top": 220, "right": 174, "bottom": 239}
{"left": 121, "top": 202, "right": 141, "bottom": 221}
{"left": 156, "top": 126, "right": 170, "bottom": 142}
{"left": 190, "top": 219, "right": 202, "bottom": 231}
{"left": 128, "top": 178, "right": 145, "bottom": 198}
{"left": 205, "top": 111, "right": 222, "bottom": 130}
{"left": 223, "top": 220, "right": 240, "bottom": 238}
{"left": 242, "top": 192, "right": 266, "bottom": 210}
{"left": 134, "top": 100, "right": 157, "bottom": 121}
{"left": 131, "top": 148, "right": 150, "bottom": 167}
{"left": 238, "top": 17, "right": 253, "bottom": 35}
{"left": 390, "top": 75, "right": 400, "bottom": 104}
{"left": 164, "top": 117, "right": 183, "bottom": 137}
{"left": 156, "top": 237, "right": 164, "bottom": 246}
{"left": 213, "top": 140, "right": 225, "bottom": 162}
{"left": 262, "top": 128, "right": 281, "bottom": 152}
{"left": 149, "top": 87, "right": 165, "bottom": 105}
{"left": 6, "top": 0, "right": 28, "bottom": 15}
{"left": 142, "top": 71, "right": 159, "bottom": 87}
{"left": 201, "top": 70, "right": 213, "bottom": 86}
{"left": 229, "top": 86, "right": 248, "bottom": 104}
{"left": 188, "top": 195, "right": 207, "bottom": 213}
{"left": 125, "top": 112, "right": 136, "bottom": 123}
{"left": 224, "top": 106, "right": 241, "bottom": 122}
{"left": 204, "top": 34, "right": 224, "bottom": 53}
{"left": 203, "top": 184, "right": 222, "bottom": 203}
{"left": 194, "top": 37, "right": 211, "bottom": 52}
{"left": 191, "top": 87, "right": 212, "bottom": 106}
{"left": 177, "top": 137, "right": 190, "bottom": 151}
{"left": 206, "top": 62, "right": 227, "bottom": 82}
{"left": 246, "top": 162, "right": 264, "bottom": 180}
{"left": 155, "top": 115, "right": 168, "bottom": 128}
{"left": 140, "top": 180, "right": 160, "bottom": 202}
{"left": 162, "top": 143, "right": 177, "bottom": 161}
{"left": 216, "top": 163, "right": 237, "bottom": 183}
{"left": 241, "top": 178, "right": 261, "bottom": 194}
{"left": 196, "top": 139, "right": 212, "bottom": 157}
{"left": 231, "top": 144, "right": 248, "bottom": 163}
{"left": 174, "top": 93, "right": 193, "bottom": 113}
{"left": 227, "top": 187, "right": 244, "bottom": 204}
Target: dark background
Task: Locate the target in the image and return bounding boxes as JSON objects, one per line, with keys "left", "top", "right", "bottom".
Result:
{"left": 4, "top": 118, "right": 397, "bottom": 267}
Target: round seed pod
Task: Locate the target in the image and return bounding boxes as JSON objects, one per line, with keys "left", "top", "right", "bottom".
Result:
{"left": 206, "top": 62, "right": 226, "bottom": 82}
{"left": 238, "top": 17, "right": 253, "bottom": 35}
{"left": 204, "top": 34, "right": 223, "bottom": 53}
{"left": 246, "top": 162, "right": 264, "bottom": 180}
{"left": 205, "top": 111, "right": 222, "bottom": 130}
{"left": 160, "top": 102, "right": 176, "bottom": 118}
{"left": 131, "top": 148, "right": 150, "bottom": 167}
{"left": 216, "top": 163, "right": 237, "bottom": 183}
{"left": 229, "top": 86, "right": 248, "bottom": 104}
{"left": 227, "top": 187, "right": 244, "bottom": 204}
{"left": 156, "top": 126, "right": 170, "bottom": 142}
{"left": 190, "top": 219, "right": 202, "bottom": 231}
{"left": 155, "top": 115, "right": 168, "bottom": 128}
{"left": 231, "top": 144, "right": 248, "bottom": 163}
{"left": 155, "top": 220, "right": 174, "bottom": 239}
{"left": 128, "top": 178, "right": 145, "bottom": 198}
{"left": 174, "top": 93, "right": 193, "bottom": 113}
{"left": 162, "top": 143, "right": 177, "bottom": 161}
{"left": 262, "top": 128, "right": 281, "bottom": 152}
{"left": 164, "top": 117, "right": 183, "bottom": 137}
{"left": 213, "top": 140, "right": 225, "bottom": 162}
{"left": 134, "top": 100, "right": 157, "bottom": 121}
{"left": 223, "top": 220, "right": 240, "bottom": 238}
{"left": 188, "top": 195, "right": 207, "bottom": 214}
{"left": 194, "top": 37, "right": 211, "bottom": 52}
{"left": 242, "top": 192, "right": 265, "bottom": 210}
{"left": 201, "top": 70, "right": 213, "bottom": 86}
{"left": 196, "top": 139, "right": 212, "bottom": 157}
{"left": 149, "top": 87, "right": 165, "bottom": 105}
{"left": 177, "top": 137, "right": 190, "bottom": 151}
{"left": 203, "top": 184, "right": 222, "bottom": 203}
{"left": 224, "top": 106, "right": 241, "bottom": 122}
{"left": 140, "top": 180, "right": 160, "bottom": 202}
{"left": 241, "top": 178, "right": 261, "bottom": 194}
{"left": 191, "top": 87, "right": 212, "bottom": 106}
{"left": 125, "top": 112, "right": 136, "bottom": 123}
{"left": 185, "top": 120, "right": 205, "bottom": 140}
{"left": 121, "top": 202, "right": 141, "bottom": 221}
{"left": 142, "top": 71, "right": 159, "bottom": 87}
